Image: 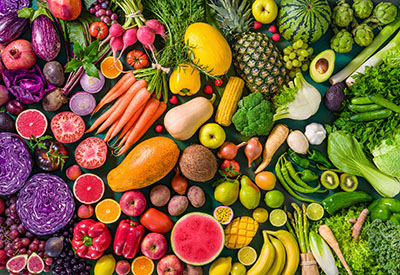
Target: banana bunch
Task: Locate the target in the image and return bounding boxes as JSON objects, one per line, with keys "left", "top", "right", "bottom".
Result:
{"left": 247, "top": 230, "right": 299, "bottom": 275}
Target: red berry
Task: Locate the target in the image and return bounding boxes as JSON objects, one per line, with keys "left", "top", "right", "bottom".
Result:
{"left": 204, "top": 85, "right": 213, "bottom": 94}
{"left": 253, "top": 21, "right": 262, "bottom": 30}
{"left": 169, "top": 95, "right": 178, "bottom": 105}
{"left": 155, "top": 125, "right": 163, "bottom": 133}
{"left": 214, "top": 79, "right": 223, "bottom": 87}
{"left": 272, "top": 33, "right": 280, "bottom": 42}
{"left": 268, "top": 25, "right": 277, "bottom": 33}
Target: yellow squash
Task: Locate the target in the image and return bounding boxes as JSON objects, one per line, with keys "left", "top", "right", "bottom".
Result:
{"left": 107, "top": 137, "right": 180, "bottom": 192}
{"left": 169, "top": 64, "right": 201, "bottom": 96}
{"left": 184, "top": 22, "right": 232, "bottom": 76}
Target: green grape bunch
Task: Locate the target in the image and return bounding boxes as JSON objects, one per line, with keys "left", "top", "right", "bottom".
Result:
{"left": 282, "top": 39, "right": 314, "bottom": 78}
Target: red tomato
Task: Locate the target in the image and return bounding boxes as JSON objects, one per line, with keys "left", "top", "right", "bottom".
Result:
{"left": 219, "top": 160, "right": 240, "bottom": 178}
{"left": 126, "top": 50, "right": 150, "bottom": 69}
{"left": 139, "top": 208, "right": 173, "bottom": 233}
{"left": 89, "top": 22, "right": 109, "bottom": 40}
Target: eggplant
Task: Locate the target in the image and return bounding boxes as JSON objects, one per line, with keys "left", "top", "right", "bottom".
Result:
{"left": 32, "top": 15, "right": 61, "bottom": 61}
{"left": 0, "top": 12, "right": 28, "bottom": 45}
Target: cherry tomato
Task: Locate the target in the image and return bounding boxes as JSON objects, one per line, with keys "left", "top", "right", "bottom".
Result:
{"left": 139, "top": 208, "right": 173, "bottom": 233}
{"left": 219, "top": 160, "right": 240, "bottom": 178}
{"left": 204, "top": 85, "right": 213, "bottom": 94}
{"left": 126, "top": 50, "right": 150, "bottom": 69}
{"left": 89, "top": 22, "right": 109, "bottom": 40}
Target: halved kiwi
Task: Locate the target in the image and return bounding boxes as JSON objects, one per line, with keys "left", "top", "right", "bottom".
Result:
{"left": 340, "top": 173, "right": 359, "bottom": 192}
{"left": 320, "top": 170, "right": 339, "bottom": 189}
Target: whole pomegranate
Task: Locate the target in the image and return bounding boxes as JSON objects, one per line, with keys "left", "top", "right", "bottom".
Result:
{"left": 2, "top": 40, "right": 36, "bottom": 70}
{"left": 48, "top": 0, "right": 82, "bottom": 21}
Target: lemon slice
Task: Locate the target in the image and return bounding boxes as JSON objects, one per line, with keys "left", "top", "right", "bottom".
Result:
{"left": 238, "top": 246, "right": 257, "bottom": 266}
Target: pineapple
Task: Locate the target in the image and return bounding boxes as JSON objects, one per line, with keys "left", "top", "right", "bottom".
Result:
{"left": 210, "top": 0, "right": 289, "bottom": 99}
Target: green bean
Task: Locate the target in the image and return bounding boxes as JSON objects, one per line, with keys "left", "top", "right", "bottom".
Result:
{"left": 350, "top": 109, "right": 392, "bottom": 122}
{"left": 369, "top": 95, "right": 400, "bottom": 113}
{"left": 351, "top": 97, "right": 373, "bottom": 105}
{"left": 348, "top": 104, "right": 383, "bottom": 113}
{"left": 283, "top": 160, "right": 322, "bottom": 193}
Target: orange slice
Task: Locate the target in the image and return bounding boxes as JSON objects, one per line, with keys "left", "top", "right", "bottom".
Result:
{"left": 95, "top": 199, "right": 121, "bottom": 224}
{"left": 100, "top": 56, "right": 123, "bottom": 79}
{"left": 131, "top": 256, "right": 154, "bottom": 275}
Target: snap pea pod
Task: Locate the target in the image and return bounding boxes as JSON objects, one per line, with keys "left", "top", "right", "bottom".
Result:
{"left": 351, "top": 97, "right": 373, "bottom": 105}
{"left": 275, "top": 156, "right": 318, "bottom": 203}
{"left": 350, "top": 109, "right": 392, "bottom": 122}
{"left": 284, "top": 160, "right": 326, "bottom": 193}
{"left": 369, "top": 95, "right": 400, "bottom": 113}
{"left": 288, "top": 148, "right": 310, "bottom": 169}
{"left": 281, "top": 160, "right": 322, "bottom": 194}
{"left": 348, "top": 104, "right": 383, "bottom": 113}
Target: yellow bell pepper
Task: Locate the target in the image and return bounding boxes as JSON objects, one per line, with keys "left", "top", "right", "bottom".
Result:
{"left": 169, "top": 64, "right": 201, "bottom": 96}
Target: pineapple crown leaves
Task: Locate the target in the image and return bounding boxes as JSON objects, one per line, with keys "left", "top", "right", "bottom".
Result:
{"left": 209, "top": 0, "right": 253, "bottom": 39}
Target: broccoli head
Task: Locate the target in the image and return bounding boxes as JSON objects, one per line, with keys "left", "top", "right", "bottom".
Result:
{"left": 232, "top": 92, "right": 275, "bottom": 137}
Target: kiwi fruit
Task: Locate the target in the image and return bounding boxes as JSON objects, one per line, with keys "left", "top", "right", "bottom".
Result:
{"left": 340, "top": 173, "right": 359, "bottom": 192}
{"left": 179, "top": 144, "right": 217, "bottom": 182}
{"left": 320, "top": 170, "right": 339, "bottom": 189}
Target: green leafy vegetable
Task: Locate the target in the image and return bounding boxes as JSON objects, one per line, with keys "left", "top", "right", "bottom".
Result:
{"left": 65, "top": 40, "right": 101, "bottom": 78}
{"left": 309, "top": 231, "right": 338, "bottom": 275}
{"left": 383, "top": 46, "right": 400, "bottom": 68}
{"left": 328, "top": 131, "right": 400, "bottom": 197}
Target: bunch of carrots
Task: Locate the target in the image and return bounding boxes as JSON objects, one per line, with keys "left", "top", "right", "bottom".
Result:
{"left": 87, "top": 72, "right": 166, "bottom": 156}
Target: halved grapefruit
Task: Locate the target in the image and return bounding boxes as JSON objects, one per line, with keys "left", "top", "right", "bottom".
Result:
{"left": 73, "top": 173, "right": 105, "bottom": 204}
{"left": 15, "top": 109, "right": 47, "bottom": 139}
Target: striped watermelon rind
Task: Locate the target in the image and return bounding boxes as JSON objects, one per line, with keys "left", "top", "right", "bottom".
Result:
{"left": 278, "top": 0, "right": 331, "bottom": 44}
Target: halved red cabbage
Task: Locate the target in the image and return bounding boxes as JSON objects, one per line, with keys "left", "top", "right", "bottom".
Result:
{"left": 0, "top": 0, "right": 30, "bottom": 17}
{"left": 0, "top": 132, "right": 32, "bottom": 195}
{"left": 17, "top": 173, "right": 75, "bottom": 235}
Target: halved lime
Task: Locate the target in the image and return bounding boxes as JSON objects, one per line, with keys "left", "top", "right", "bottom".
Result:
{"left": 269, "top": 209, "right": 287, "bottom": 227}
{"left": 306, "top": 203, "right": 324, "bottom": 221}
{"left": 237, "top": 246, "right": 257, "bottom": 266}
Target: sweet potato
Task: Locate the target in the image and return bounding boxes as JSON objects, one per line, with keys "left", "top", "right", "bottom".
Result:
{"left": 187, "top": 186, "right": 205, "bottom": 208}
{"left": 168, "top": 195, "right": 188, "bottom": 216}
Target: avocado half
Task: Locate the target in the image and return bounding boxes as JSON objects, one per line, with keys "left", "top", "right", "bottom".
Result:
{"left": 310, "top": 49, "right": 335, "bottom": 83}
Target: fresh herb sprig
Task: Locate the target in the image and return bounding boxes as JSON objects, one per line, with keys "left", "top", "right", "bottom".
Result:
{"left": 65, "top": 40, "right": 102, "bottom": 79}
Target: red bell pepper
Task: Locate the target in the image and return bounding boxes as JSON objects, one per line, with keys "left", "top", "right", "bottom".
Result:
{"left": 72, "top": 219, "right": 111, "bottom": 260}
{"left": 113, "top": 219, "right": 145, "bottom": 259}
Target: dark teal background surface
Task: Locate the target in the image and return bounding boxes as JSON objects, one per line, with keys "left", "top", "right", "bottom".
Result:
{"left": 1, "top": 0, "right": 399, "bottom": 274}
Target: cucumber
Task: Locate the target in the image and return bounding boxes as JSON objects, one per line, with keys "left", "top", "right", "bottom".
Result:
{"left": 348, "top": 104, "right": 383, "bottom": 113}
{"left": 322, "top": 191, "right": 373, "bottom": 215}
{"left": 369, "top": 95, "right": 400, "bottom": 113}
{"left": 350, "top": 109, "right": 392, "bottom": 122}
{"left": 351, "top": 97, "right": 373, "bottom": 105}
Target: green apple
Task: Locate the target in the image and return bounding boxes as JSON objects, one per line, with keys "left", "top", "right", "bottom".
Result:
{"left": 199, "top": 123, "right": 226, "bottom": 149}
{"left": 252, "top": 0, "right": 278, "bottom": 24}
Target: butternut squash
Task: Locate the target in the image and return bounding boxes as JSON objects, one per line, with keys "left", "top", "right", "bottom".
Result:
{"left": 107, "top": 137, "right": 179, "bottom": 192}
{"left": 164, "top": 94, "right": 216, "bottom": 141}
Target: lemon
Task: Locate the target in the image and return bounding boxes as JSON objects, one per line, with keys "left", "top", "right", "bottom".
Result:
{"left": 306, "top": 203, "right": 324, "bottom": 221}
{"left": 252, "top": 207, "right": 269, "bottom": 223}
{"left": 230, "top": 262, "right": 246, "bottom": 275}
{"left": 269, "top": 209, "right": 287, "bottom": 227}
{"left": 209, "top": 257, "right": 232, "bottom": 275}
{"left": 237, "top": 246, "right": 257, "bottom": 266}
{"left": 94, "top": 254, "right": 116, "bottom": 275}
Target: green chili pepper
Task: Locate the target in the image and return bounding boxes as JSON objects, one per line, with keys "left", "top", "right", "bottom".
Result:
{"left": 281, "top": 158, "right": 321, "bottom": 194}
{"left": 288, "top": 148, "right": 310, "bottom": 169}
{"left": 299, "top": 169, "right": 319, "bottom": 182}
{"left": 308, "top": 150, "right": 332, "bottom": 169}
{"left": 283, "top": 160, "right": 324, "bottom": 193}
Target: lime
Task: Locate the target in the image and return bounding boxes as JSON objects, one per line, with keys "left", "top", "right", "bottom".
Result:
{"left": 264, "top": 190, "right": 285, "bottom": 208}
{"left": 237, "top": 246, "right": 257, "bottom": 266}
{"left": 269, "top": 209, "right": 287, "bottom": 227}
{"left": 230, "top": 262, "right": 246, "bottom": 275}
{"left": 306, "top": 203, "right": 324, "bottom": 221}
{"left": 252, "top": 208, "right": 268, "bottom": 223}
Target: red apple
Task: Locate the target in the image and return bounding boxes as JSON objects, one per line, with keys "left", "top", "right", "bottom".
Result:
{"left": 140, "top": 233, "right": 168, "bottom": 260}
{"left": 120, "top": 190, "right": 147, "bottom": 217}
{"left": 115, "top": 260, "right": 130, "bottom": 275}
{"left": 157, "top": 255, "right": 184, "bottom": 275}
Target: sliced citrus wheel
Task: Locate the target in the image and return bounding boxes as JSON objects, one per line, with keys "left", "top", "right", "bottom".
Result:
{"left": 100, "top": 56, "right": 122, "bottom": 79}
{"left": 73, "top": 174, "right": 105, "bottom": 204}
{"left": 238, "top": 246, "right": 257, "bottom": 266}
{"left": 269, "top": 209, "right": 287, "bottom": 227}
{"left": 131, "top": 256, "right": 154, "bottom": 275}
{"left": 95, "top": 199, "right": 121, "bottom": 224}
{"left": 15, "top": 109, "right": 48, "bottom": 139}
{"left": 306, "top": 203, "right": 324, "bottom": 221}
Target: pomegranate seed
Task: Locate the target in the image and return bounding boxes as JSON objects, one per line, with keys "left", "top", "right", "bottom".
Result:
{"left": 253, "top": 21, "right": 262, "bottom": 30}
{"left": 272, "top": 33, "right": 280, "bottom": 42}
{"left": 155, "top": 125, "right": 163, "bottom": 133}
{"left": 268, "top": 25, "right": 277, "bottom": 33}
{"left": 214, "top": 79, "right": 223, "bottom": 87}
{"left": 204, "top": 85, "right": 213, "bottom": 94}
{"left": 169, "top": 96, "right": 178, "bottom": 105}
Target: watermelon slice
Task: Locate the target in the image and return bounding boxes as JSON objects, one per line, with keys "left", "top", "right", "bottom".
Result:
{"left": 73, "top": 173, "right": 105, "bottom": 204}
{"left": 75, "top": 137, "right": 107, "bottom": 169}
{"left": 171, "top": 212, "right": 224, "bottom": 266}
{"left": 15, "top": 109, "right": 47, "bottom": 139}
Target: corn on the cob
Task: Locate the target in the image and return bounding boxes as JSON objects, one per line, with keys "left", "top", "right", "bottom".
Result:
{"left": 215, "top": 76, "right": 245, "bottom": 126}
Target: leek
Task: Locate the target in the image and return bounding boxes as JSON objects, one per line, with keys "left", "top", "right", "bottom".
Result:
{"left": 309, "top": 231, "right": 339, "bottom": 275}
{"left": 330, "top": 7, "right": 400, "bottom": 85}
{"left": 346, "top": 30, "right": 400, "bottom": 86}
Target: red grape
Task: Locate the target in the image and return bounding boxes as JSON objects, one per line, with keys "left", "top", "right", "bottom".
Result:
{"left": 28, "top": 243, "right": 38, "bottom": 252}
{"left": 19, "top": 248, "right": 27, "bottom": 254}
{"left": 9, "top": 230, "right": 18, "bottom": 240}
{"left": 21, "top": 238, "right": 30, "bottom": 247}
{"left": 27, "top": 249, "right": 32, "bottom": 256}
{"left": 45, "top": 257, "right": 53, "bottom": 265}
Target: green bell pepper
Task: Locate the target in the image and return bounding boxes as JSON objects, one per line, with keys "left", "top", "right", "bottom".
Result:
{"left": 322, "top": 191, "right": 373, "bottom": 215}
{"left": 368, "top": 198, "right": 400, "bottom": 224}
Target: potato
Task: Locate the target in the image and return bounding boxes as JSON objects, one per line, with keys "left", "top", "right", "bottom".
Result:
{"left": 168, "top": 195, "right": 188, "bottom": 216}
{"left": 187, "top": 186, "right": 205, "bottom": 208}
{"left": 150, "top": 185, "right": 170, "bottom": 207}
{"left": 183, "top": 265, "right": 203, "bottom": 275}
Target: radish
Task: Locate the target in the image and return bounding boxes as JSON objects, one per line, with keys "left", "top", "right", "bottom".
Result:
{"left": 117, "top": 27, "right": 138, "bottom": 60}
{"left": 110, "top": 36, "right": 123, "bottom": 61}
{"left": 99, "top": 23, "right": 124, "bottom": 49}
{"left": 145, "top": 19, "right": 166, "bottom": 39}
{"left": 137, "top": 26, "right": 155, "bottom": 49}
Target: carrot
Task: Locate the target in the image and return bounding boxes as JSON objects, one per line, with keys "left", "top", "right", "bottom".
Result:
{"left": 109, "top": 87, "right": 151, "bottom": 139}
{"left": 104, "top": 118, "right": 120, "bottom": 142}
{"left": 319, "top": 225, "right": 353, "bottom": 275}
{"left": 255, "top": 124, "right": 289, "bottom": 174}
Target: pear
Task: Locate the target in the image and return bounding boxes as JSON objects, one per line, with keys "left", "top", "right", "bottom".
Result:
{"left": 214, "top": 180, "right": 239, "bottom": 206}
{"left": 239, "top": 175, "right": 261, "bottom": 209}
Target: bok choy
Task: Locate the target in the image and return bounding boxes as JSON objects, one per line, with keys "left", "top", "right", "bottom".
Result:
{"left": 309, "top": 231, "right": 339, "bottom": 275}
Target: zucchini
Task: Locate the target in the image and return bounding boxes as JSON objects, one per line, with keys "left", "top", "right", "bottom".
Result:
{"left": 322, "top": 191, "right": 373, "bottom": 215}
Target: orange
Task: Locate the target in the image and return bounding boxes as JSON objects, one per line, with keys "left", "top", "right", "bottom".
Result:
{"left": 100, "top": 56, "right": 123, "bottom": 79}
{"left": 131, "top": 256, "right": 154, "bottom": 275}
{"left": 95, "top": 199, "right": 121, "bottom": 224}
{"left": 255, "top": 171, "right": 276, "bottom": 191}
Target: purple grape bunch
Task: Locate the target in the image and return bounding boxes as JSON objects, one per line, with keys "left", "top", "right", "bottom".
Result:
{"left": 89, "top": 0, "right": 118, "bottom": 25}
